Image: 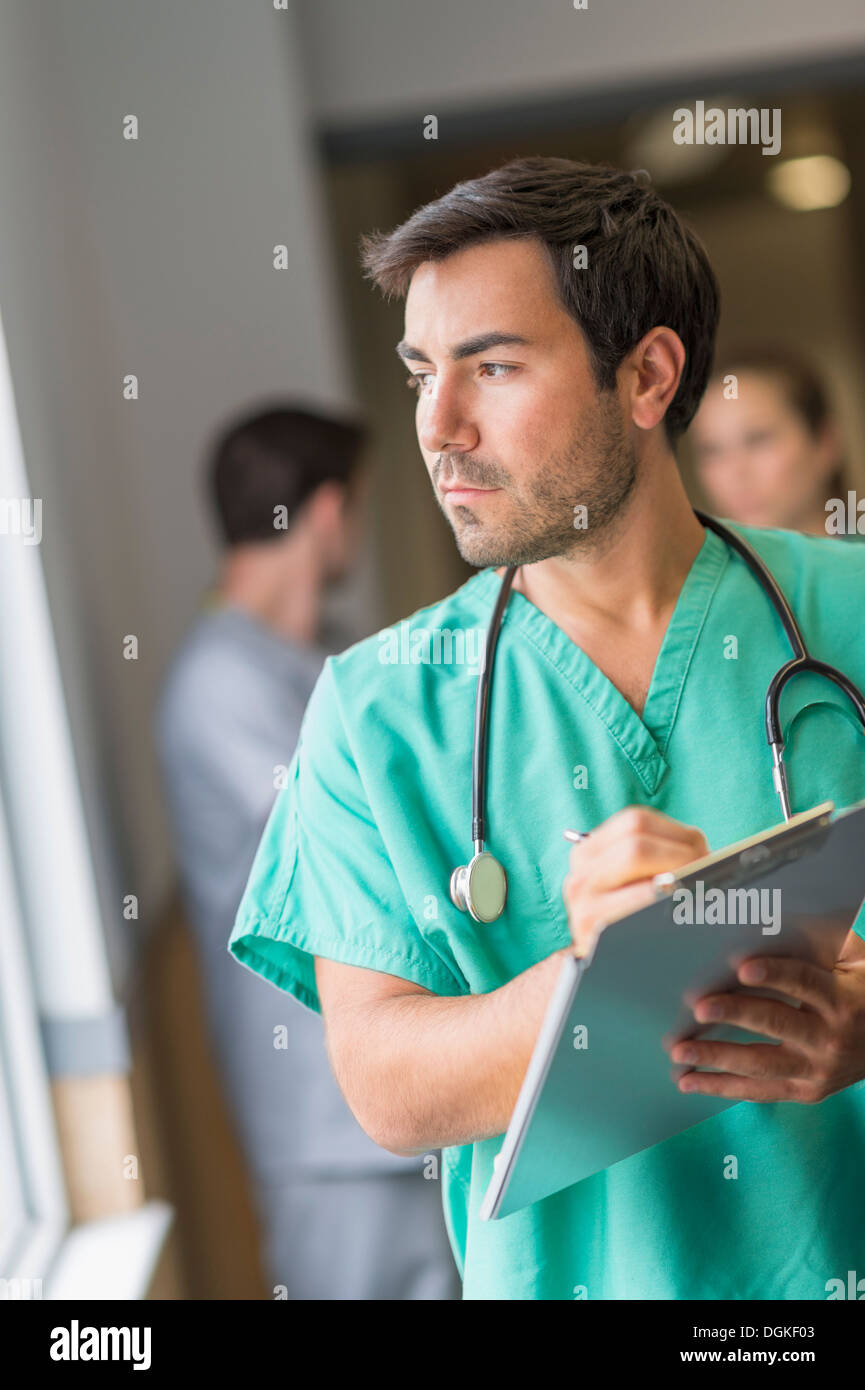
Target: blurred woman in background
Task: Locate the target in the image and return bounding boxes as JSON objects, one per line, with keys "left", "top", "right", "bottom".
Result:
{"left": 689, "top": 347, "right": 848, "bottom": 536}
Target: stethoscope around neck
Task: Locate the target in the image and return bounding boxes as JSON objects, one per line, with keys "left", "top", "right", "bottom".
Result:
{"left": 448, "top": 509, "right": 865, "bottom": 924}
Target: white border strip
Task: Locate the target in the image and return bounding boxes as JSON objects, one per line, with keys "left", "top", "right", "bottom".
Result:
{"left": 0, "top": 305, "right": 113, "bottom": 1018}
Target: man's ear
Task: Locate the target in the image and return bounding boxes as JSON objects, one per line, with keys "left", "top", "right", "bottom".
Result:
{"left": 306, "top": 479, "right": 347, "bottom": 532}
{"left": 628, "top": 327, "right": 686, "bottom": 434}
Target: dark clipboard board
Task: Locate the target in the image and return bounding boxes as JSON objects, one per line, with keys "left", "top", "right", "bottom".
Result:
{"left": 481, "top": 798, "right": 865, "bottom": 1221}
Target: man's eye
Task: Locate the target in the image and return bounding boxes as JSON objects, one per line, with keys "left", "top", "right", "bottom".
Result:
{"left": 479, "top": 363, "right": 517, "bottom": 379}
{"left": 405, "top": 363, "right": 517, "bottom": 392}
{"left": 406, "top": 372, "right": 433, "bottom": 394}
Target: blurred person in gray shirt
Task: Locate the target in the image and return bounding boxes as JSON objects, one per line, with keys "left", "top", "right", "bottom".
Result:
{"left": 155, "top": 404, "right": 459, "bottom": 1300}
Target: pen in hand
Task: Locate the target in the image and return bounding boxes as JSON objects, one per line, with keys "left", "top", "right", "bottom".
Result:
{"left": 565, "top": 827, "right": 678, "bottom": 897}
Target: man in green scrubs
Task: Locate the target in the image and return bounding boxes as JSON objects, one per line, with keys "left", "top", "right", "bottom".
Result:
{"left": 229, "top": 158, "right": 865, "bottom": 1300}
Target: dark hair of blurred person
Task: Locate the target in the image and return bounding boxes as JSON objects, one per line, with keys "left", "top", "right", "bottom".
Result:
{"left": 208, "top": 403, "right": 369, "bottom": 639}
{"left": 206, "top": 404, "right": 369, "bottom": 641}
{"left": 689, "top": 348, "right": 846, "bottom": 537}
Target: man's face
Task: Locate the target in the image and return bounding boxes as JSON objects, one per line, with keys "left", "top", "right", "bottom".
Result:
{"left": 398, "top": 235, "right": 637, "bottom": 568}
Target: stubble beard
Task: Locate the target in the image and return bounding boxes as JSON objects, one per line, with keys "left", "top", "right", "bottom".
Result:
{"left": 445, "top": 396, "right": 639, "bottom": 569}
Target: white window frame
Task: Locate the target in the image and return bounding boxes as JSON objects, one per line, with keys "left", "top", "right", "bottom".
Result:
{"left": 0, "top": 305, "right": 171, "bottom": 1298}
{"left": 0, "top": 782, "right": 67, "bottom": 1286}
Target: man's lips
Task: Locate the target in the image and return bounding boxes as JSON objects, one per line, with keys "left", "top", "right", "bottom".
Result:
{"left": 440, "top": 483, "right": 501, "bottom": 503}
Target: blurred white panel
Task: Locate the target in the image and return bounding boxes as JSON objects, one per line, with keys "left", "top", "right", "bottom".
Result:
{"left": 0, "top": 306, "right": 114, "bottom": 1017}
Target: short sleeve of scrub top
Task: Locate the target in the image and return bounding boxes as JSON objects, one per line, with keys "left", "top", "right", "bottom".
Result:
{"left": 228, "top": 655, "right": 465, "bottom": 1012}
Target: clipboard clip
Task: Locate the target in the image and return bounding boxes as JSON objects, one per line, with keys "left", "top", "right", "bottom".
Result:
{"left": 652, "top": 801, "right": 835, "bottom": 898}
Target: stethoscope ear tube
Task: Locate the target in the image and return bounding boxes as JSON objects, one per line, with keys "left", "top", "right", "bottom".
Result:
{"left": 765, "top": 656, "right": 865, "bottom": 822}
{"left": 694, "top": 510, "right": 808, "bottom": 660}
{"left": 766, "top": 657, "right": 865, "bottom": 744}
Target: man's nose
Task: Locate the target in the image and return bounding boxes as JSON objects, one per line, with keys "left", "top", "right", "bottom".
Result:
{"left": 418, "top": 379, "right": 476, "bottom": 456}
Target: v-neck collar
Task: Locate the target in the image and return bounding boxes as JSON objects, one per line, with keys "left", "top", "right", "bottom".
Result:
{"left": 470, "top": 525, "right": 730, "bottom": 794}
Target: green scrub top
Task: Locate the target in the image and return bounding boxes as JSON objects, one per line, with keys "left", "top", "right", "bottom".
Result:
{"left": 229, "top": 522, "right": 865, "bottom": 1300}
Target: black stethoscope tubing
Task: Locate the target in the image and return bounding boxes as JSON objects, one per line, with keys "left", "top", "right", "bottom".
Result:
{"left": 452, "top": 509, "right": 865, "bottom": 923}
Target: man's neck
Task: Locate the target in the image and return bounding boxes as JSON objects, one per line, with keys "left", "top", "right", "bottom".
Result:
{"left": 216, "top": 547, "right": 322, "bottom": 646}
{"left": 505, "top": 466, "right": 705, "bottom": 635}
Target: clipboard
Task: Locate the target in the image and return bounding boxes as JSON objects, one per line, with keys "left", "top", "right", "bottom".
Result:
{"left": 480, "top": 798, "right": 865, "bottom": 1221}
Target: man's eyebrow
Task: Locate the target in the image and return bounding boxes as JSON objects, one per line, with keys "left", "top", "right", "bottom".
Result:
{"left": 395, "top": 332, "right": 533, "bottom": 364}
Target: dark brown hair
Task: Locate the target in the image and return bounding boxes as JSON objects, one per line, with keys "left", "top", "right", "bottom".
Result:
{"left": 207, "top": 403, "right": 367, "bottom": 546}
{"left": 360, "top": 157, "right": 720, "bottom": 443}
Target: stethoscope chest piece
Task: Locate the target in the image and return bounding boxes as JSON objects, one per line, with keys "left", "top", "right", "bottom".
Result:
{"left": 449, "top": 850, "right": 508, "bottom": 923}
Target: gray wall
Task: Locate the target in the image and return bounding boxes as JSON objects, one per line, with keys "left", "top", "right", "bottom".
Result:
{"left": 0, "top": 0, "right": 361, "bottom": 987}
{"left": 301, "top": 0, "right": 865, "bottom": 124}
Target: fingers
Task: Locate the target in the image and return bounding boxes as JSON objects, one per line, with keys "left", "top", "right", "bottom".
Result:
{"left": 734, "top": 956, "right": 837, "bottom": 1017}
{"left": 582, "top": 804, "right": 709, "bottom": 854}
{"left": 562, "top": 806, "right": 711, "bottom": 954}
{"left": 568, "top": 806, "right": 709, "bottom": 894}
{"left": 564, "top": 877, "right": 657, "bottom": 955}
{"left": 673, "top": 1067, "right": 808, "bottom": 1102}
{"left": 687, "top": 989, "right": 822, "bottom": 1049}
{"left": 669, "top": 1038, "right": 801, "bottom": 1080}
